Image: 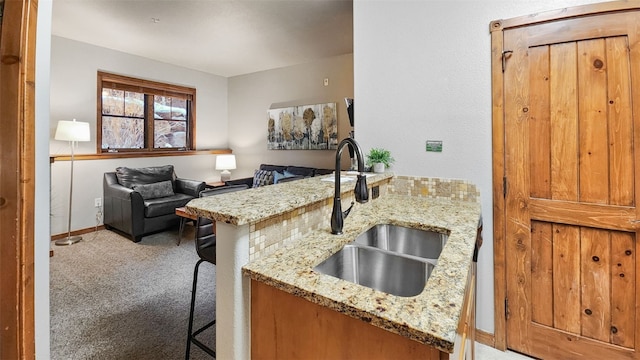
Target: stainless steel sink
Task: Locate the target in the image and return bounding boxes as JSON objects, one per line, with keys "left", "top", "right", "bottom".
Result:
{"left": 314, "top": 244, "right": 435, "bottom": 297}
{"left": 354, "top": 224, "right": 446, "bottom": 262}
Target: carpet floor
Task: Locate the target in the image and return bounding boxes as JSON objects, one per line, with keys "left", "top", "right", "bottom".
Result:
{"left": 50, "top": 226, "right": 217, "bottom": 359}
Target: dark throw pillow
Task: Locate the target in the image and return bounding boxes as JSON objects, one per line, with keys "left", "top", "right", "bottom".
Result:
{"left": 252, "top": 169, "right": 274, "bottom": 188}
{"left": 133, "top": 180, "right": 175, "bottom": 199}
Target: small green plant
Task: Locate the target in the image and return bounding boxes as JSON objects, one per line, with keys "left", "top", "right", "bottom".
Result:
{"left": 366, "top": 148, "right": 394, "bottom": 168}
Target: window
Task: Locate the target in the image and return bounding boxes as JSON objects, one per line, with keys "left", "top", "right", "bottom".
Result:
{"left": 97, "top": 71, "right": 196, "bottom": 152}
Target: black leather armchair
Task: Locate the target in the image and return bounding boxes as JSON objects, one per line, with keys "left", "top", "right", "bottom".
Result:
{"left": 103, "top": 165, "right": 206, "bottom": 242}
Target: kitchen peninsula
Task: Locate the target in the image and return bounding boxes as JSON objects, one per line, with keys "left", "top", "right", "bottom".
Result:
{"left": 186, "top": 172, "right": 481, "bottom": 359}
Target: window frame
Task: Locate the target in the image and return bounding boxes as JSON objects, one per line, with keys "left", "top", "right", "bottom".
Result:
{"left": 97, "top": 71, "right": 197, "bottom": 153}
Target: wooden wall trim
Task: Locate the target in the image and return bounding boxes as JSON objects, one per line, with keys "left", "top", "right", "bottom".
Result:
{"left": 475, "top": 329, "right": 495, "bottom": 348}
{"left": 0, "top": 0, "right": 37, "bottom": 358}
{"left": 495, "top": 0, "right": 640, "bottom": 31}
{"left": 51, "top": 225, "right": 105, "bottom": 241}
{"left": 490, "top": 17, "right": 507, "bottom": 352}
{"left": 50, "top": 148, "right": 231, "bottom": 162}
{"left": 98, "top": 71, "right": 197, "bottom": 95}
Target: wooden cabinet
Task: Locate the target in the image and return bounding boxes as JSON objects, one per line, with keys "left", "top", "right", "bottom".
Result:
{"left": 251, "top": 280, "right": 443, "bottom": 359}
{"left": 251, "top": 278, "right": 477, "bottom": 360}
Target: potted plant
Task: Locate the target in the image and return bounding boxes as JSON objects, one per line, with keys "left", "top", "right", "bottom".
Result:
{"left": 366, "top": 147, "right": 394, "bottom": 173}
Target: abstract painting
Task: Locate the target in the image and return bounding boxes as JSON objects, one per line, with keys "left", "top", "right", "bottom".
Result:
{"left": 267, "top": 102, "right": 337, "bottom": 150}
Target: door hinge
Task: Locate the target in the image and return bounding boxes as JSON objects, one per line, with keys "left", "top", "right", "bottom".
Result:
{"left": 502, "top": 50, "right": 513, "bottom": 72}
{"left": 505, "top": 298, "right": 509, "bottom": 320}
{"left": 503, "top": 176, "right": 507, "bottom": 198}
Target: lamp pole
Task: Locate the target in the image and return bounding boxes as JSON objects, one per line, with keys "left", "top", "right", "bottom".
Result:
{"left": 56, "top": 137, "right": 82, "bottom": 245}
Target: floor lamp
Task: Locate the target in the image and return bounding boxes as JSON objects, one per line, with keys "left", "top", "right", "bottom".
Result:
{"left": 55, "top": 119, "right": 90, "bottom": 246}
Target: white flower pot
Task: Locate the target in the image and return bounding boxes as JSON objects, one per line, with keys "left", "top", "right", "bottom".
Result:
{"left": 372, "top": 163, "right": 385, "bottom": 173}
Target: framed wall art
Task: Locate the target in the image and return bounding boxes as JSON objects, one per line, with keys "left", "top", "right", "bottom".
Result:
{"left": 267, "top": 102, "right": 337, "bottom": 150}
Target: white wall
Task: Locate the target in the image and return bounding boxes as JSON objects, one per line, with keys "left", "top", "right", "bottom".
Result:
{"left": 35, "top": 1, "right": 53, "bottom": 357}
{"left": 353, "top": 0, "right": 604, "bottom": 335}
{"left": 49, "top": 37, "right": 229, "bottom": 235}
{"left": 228, "top": 54, "right": 354, "bottom": 179}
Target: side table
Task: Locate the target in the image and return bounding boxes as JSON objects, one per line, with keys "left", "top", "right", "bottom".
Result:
{"left": 206, "top": 181, "right": 225, "bottom": 188}
{"left": 175, "top": 206, "right": 197, "bottom": 246}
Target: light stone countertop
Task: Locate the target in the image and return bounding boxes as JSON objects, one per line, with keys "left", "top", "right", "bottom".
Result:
{"left": 185, "top": 173, "right": 482, "bottom": 353}
{"left": 185, "top": 172, "right": 393, "bottom": 225}
{"left": 242, "top": 193, "right": 482, "bottom": 353}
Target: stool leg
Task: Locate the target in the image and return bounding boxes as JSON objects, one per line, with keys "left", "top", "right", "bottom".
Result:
{"left": 186, "top": 259, "right": 216, "bottom": 359}
{"left": 186, "top": 259, "right": 203, "bottom": 359}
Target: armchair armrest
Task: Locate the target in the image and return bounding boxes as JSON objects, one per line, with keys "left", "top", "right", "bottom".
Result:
{"left": 103, "top": 172, "right": 145, "bottom": 239}
{"left": 104, "top": 180, "right": 135, "bottom": 200}
{"left": 175, "top": 178, "right": 205, "bottom": 197}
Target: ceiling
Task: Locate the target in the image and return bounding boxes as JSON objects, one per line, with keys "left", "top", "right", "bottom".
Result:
{"left": 51, "top": 0, "right": 353, "bottom": 77}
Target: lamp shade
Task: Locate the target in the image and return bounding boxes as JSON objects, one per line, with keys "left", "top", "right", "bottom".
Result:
{"left": 216, "top": 154, "right": 236, "bottom": 170}
{"left": 55, "top": 119, "right": 90, "bottom": 142}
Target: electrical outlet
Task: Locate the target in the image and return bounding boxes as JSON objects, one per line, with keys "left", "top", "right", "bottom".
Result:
{"left": 94, "top": 198, "right": 102, "bottom": 207}
{"left": 323, "top": 78, "right": 329, "bottom": 86}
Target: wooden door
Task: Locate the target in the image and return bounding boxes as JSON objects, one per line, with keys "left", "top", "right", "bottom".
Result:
{"left": 498, "top": 6, "right": 640, "bottom": 360}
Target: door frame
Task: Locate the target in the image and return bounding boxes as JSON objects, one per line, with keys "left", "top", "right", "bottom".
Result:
{"left": 0, "top": 0, "right": 37, "bottom": 358}
{"left": 491, "top": 0, "right": 640, "bottom": 352}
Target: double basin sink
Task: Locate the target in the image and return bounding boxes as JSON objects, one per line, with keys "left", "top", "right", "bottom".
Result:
{"left": 314, "top": 224, "right": 447, "bottom": 297}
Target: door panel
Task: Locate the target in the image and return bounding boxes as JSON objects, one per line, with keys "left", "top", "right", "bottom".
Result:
{"left": 529, "top": 46, "right": 551, "bottom": 200}
{"left": 577, "top": 39, "right": 608, "bottom": 204}
{"left": 579, "top": 227, "right": 610, "bottom": 343}
{"left": 612, "top": 231, "right": 636, "bottom": 348}
{"left": 551, "top": 223, "right": 580, "bottom": 334}
{"left": 549, "top": 42, "right": 579, "bottom": 202}
{"left": 608, "top": 37, "right": 635, "bottom": 207}
{"left": 504, "top": 10, "right": 640, "bottom": 360}
{"left": 530, "top": 221, "right": 552, "bottom": 327}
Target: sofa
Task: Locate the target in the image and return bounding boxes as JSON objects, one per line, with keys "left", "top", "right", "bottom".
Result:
{"left": 225, "top": 164, "right": 333, "bottom": 188}
{"left": 103, "top": 165, "right": 206, "bottom": 242}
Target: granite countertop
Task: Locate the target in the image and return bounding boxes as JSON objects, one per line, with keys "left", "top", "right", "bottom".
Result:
{"left": 185, "top": 172, "right": 393, "bottom": 225}
{"left": 241, "top": 194, "right": 481, "bottom": 353}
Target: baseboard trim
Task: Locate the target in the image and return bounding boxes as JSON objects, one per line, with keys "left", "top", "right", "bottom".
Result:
{"left": 51, "top": 225, "right": 106, "bottom": 241}
{"left": 476, "top": 329, "right": 495, "bottom": 347}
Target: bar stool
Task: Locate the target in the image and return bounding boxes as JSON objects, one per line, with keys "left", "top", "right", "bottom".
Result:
{"left": 185, "top": 185, "right": 247, "bottom": 359}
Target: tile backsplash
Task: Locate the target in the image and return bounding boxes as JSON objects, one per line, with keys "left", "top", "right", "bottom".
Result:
{"left": 248, "top": 175, "right": 479, "bottom": 260}
{"left": 388, "top": 176, "right": 479, "bottom": 203}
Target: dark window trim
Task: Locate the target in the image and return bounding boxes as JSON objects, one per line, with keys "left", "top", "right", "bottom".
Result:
{"left": 97, "top": 71, "right": 197, "bottom": 153}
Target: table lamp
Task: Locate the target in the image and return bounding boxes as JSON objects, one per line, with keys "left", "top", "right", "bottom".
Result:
{"left": 216, "top": 154, "right": 236, "bottom": 182}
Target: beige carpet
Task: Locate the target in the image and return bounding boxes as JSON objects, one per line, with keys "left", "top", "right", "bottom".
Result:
{"left": 50, "top": 227, "right": 216, "bottom": 359}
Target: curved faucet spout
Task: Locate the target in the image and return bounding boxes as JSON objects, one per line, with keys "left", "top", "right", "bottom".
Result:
{"left": 331, "top": 138, "right": 369, "bottom": 235}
